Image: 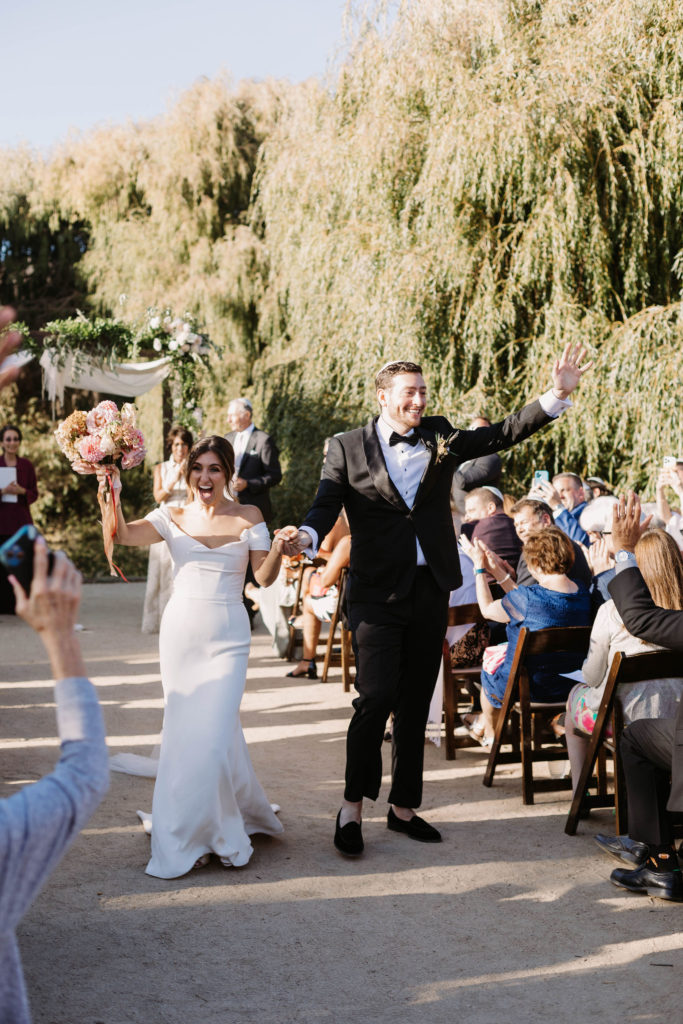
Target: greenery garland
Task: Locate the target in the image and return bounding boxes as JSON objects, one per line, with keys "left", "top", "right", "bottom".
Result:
{"left": 17, "top": 309, "right": 221, "bottom": 429}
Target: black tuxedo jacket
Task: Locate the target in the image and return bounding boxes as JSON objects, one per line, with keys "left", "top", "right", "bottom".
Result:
{"left": 225, "top": 426, "right": 282, "bottom": 520}
{"left": 609, "top": 566, "right": 683, "bottom": 810}
{"left": 301, "top": 400, "right": 554, "bottom": 605}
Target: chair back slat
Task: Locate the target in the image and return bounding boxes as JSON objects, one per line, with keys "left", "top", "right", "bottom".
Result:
{"left": 522, "top": 626, "right": 592, "bottom": 658}
{"left": 447, "top": 602, "right": 485, "bottom": 627}
{"left": 608, "top": 648, "right": 681, "bottom": 685}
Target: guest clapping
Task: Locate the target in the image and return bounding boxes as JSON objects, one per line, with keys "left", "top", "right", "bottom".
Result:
{"left": 467, "top": 528, "right": 591, "bottom": 744}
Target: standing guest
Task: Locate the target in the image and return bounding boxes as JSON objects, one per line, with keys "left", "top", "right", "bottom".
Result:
{"left": 655, "top": 460, "right": 683, "bottom": 551}
{"left": 451, "top": 415, "right": 502, "bottom": 517}
{"left": 531, "top": 472, "right": 590, "bottom": 546}
{"left": 1, "top": 540, "right": 109, "bottom": 1022}
{"left": 590, "top": 493, "right": 683, "bottom": 902}
{"left": 141, "top": 426, "right": 193, "bottom": 634}
{"left": 0, "top": 425, "right": 38, "bottom": 614}
{"left": 278, "top": 343, "right": 592, "bottom": 856}
{"left": 225, "top": 397, "right": 282, "bottom": 522}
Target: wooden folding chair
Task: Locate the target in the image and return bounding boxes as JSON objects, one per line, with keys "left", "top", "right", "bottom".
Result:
{"left": 565, "top": 648, "right": 682, "bottom": 835}
{"left": 321, "top": 568, "right": 355, "bottom": 691}
{"left": 284, "top": 561, "right": 307, "bottom": 662}
{"left": 483, "top": 625, "right": 592, "bottom": 804}
{"left": 442, "top": 602, "right": 487, "bottom": 760}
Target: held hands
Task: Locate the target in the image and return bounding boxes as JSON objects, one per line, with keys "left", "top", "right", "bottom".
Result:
{"left": 232, "top": 476, "right": 248, "bottom": 493}
{"left": 276, "top": 525, "right": 313, "bottom": 556}
{"left": 611, "top": 492, "right": 652, "bottom": 553}
{"left": 551, "top": 342, "right": 594, "bottom": 399}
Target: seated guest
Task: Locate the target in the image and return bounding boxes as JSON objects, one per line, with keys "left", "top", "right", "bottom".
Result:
{"left": 511, "top": 498, "right": 592, "bottom": 590}
{"left": 463, "top": 486, "right": 522, "bottom": 581}
{"left": 451, "top": 415, "right": 503, "bottom": 517}
{"left": 591, "top": 494, "right": 683, "bottom": 902}
{"left": 579, "top": 495, "right": 619, "bottom": 603}
{"left": 286, "top": 534, "right": 351, "bottom": 679}
{"left": 530, "top": 472, "right": 590, "bottom": 546}
{"left": 586, "top": 476, "right": 613, "bottom": 499}
{"left": 465, "top": 527, "right": 591, "bottom": 744}
{"left": 564, "top": 529, "right": 683, "bottom": 793}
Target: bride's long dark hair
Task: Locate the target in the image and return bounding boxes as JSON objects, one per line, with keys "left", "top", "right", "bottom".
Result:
{"left": 185, "top": 435, "right": 236, "bottom": 497}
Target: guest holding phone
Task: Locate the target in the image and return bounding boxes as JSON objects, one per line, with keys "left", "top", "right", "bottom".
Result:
{"left": 0, "top": 425, "right": 38, "bottom": 614}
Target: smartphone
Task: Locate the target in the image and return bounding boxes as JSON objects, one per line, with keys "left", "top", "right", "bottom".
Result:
{"left": 0, "top": 525, "right": 55, "bottom": 592}
{"left": 533, "top": 470, "right": 550, "bottom": 484}
{"left": 663, "top": 456, "right": 678, "bottom": 467}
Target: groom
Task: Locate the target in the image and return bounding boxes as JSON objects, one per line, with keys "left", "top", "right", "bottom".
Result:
{"left": 279, "top": 344, "right": 592, "bottom": 855}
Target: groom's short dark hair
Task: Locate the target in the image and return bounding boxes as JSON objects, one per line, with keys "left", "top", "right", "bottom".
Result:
{"left": 375, "top": 361, "right": 423, "bottom": 391}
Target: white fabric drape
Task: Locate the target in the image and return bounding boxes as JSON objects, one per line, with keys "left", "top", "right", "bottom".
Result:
{"left": 39, "top": 349, "right": 172, "bottom": 402}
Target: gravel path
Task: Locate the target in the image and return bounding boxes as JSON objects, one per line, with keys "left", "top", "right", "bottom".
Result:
{"left": 2, "top": 583, "right": 681, "bottom": 1024}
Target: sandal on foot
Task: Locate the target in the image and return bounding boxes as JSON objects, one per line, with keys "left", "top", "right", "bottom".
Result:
{"left": 193, "top": 854, "right": 210, "bottom": 869}
{"left": 286, "top": 660, "right": 318, "bottom": 679}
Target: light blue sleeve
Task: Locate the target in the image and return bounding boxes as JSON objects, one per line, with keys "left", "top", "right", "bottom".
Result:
{"left": 0, "top": 677, "right": 109, "bottom": 935}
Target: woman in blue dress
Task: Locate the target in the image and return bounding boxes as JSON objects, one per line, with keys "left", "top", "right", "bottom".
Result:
{"left": 467, "top": 526, "right": 592, "bottom": 744}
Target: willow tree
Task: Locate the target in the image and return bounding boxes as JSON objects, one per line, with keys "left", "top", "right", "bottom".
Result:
{"left": 251, "top": 0, "right": 683, "bottom": 510}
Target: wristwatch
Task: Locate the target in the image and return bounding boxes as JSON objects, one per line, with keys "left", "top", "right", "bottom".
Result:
{"left": 615, "top": 549, "right": 634, "bottom": 564}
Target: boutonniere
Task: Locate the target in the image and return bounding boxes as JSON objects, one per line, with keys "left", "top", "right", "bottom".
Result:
{"left": 430, "top": 431, "right": 458, "bottom": 465}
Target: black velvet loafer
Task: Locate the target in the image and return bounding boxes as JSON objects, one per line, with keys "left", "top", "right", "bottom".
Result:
{"left": 334, "top": 810, "right": 364, "bottom": 857}
{"left": 610, "top": 864, "right": 683, "bottom": 902}
{"left": 594, "top": 833, "right": 648, "bottom": 867}
{"left": 387, "top": 807, "right": 442, "bottom": 843}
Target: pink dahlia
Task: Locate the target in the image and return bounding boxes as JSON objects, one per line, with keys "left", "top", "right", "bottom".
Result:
{"left": 78, "top": 434, "right": 106, "bottom": 463}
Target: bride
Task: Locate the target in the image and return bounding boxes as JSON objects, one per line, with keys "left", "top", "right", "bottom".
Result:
{"left": 97, "top": 435, "right": 284, "bottom": 878}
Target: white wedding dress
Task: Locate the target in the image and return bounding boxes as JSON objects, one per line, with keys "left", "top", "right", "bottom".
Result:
{"left": 138, "top": 505, "right": 283, "bottom": 879}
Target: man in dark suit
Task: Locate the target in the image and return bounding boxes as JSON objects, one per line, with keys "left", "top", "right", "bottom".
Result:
{"left": 451, "top": 415, "right": 502, "bottom": 516}
{"left": 278, "top": 344, "right": 592, "bottom": 856}
{"left": 594, "top": 493, "right": 683, "bottom": 901}
{"left": 225, "top": 398, "right": 282, "bottom": 522}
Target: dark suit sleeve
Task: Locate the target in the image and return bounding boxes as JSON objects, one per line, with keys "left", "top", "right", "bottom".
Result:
{"left": 448, "top": 399, "right": 553, "bottom": 462}
{"left": 609, "top": 566, "right": 683, "bottom": 652}
{"left": 300, "top": 436, "right": 347, "bottom": 545}
{"left": 453, "top": 453, "right": 502, "bottom": 490}
{"left": 244, "top": 432, "right": 282, "bottom": 494}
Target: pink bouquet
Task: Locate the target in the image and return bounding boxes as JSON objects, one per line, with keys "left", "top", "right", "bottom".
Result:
{"left": 55, "top": 401, "right": 146, "bottom": 575}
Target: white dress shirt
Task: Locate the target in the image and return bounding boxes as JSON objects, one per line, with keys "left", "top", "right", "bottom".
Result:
{"left": 232, "top": 423, "right": 255, "bottom": 469}
{"left": 300, "top": 389, "right": 571, "bottom": 554}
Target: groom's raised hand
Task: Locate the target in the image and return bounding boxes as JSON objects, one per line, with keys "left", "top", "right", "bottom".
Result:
{"left": 551, "top": 342, "right": 594, "bottom": 399}
{"left": 276, "top": 525, "right": 314, "bottom": 556}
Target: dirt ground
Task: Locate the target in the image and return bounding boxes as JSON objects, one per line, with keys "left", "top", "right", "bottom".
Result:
{"left": 2, "top": 582, "right": 681, "bottom": 1024}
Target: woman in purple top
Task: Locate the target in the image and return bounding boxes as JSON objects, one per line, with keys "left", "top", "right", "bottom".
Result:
{"left": 0, "top": 424, "right": 38, "bottom": 613}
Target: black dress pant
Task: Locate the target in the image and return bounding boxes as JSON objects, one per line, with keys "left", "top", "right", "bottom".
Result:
{"left": 621, "top": 718, "right": 676, "bottom": 847}
{"left": 345, "top": 566, "right": 449, "bottom": 807}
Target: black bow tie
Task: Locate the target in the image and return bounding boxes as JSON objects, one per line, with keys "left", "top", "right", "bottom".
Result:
{"left": 389, "top": 430, "right": 420, "bottom": 447}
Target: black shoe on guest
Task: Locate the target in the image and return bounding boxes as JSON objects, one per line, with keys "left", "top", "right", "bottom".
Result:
{"left": 334, "top": 810, "right": 364, "bottom": 857}
{"left": 610, "top": 864, "right": 683, "bottom": 902}
{"left": 387, "top": 806, "right": 442, "bottom": 843}
{"left": 594, "top": 833, "right": 648, "bottom": 867}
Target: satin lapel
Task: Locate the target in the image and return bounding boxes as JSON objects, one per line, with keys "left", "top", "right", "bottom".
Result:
{"left": 412, "top": 426, "right": 439, "bottom": 509}
{"left": 362, "top": 419, "right": 409, "bottom": 511}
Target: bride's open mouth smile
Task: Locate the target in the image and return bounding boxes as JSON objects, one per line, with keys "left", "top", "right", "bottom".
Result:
{"left": 197, "top": 484, "right": 215, "bottom": 502}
